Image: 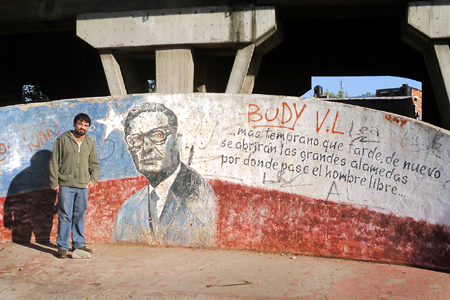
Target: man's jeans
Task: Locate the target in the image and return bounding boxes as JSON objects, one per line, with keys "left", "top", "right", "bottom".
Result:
{"left": 57, "top": 186, "right": 88, "bottom": 250}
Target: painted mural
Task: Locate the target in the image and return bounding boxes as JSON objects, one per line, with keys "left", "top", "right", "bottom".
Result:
{"left": 1, "top": 93, "right": 450, "bottom": 270}
{"left": 113, "top": 102, "right": 217, "bottom": 245}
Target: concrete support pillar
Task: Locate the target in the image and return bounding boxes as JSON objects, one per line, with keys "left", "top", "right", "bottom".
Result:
{"left": 404, "top": 1, "right": 450, "bottom": 129}
{"left": 242, "top": 53, "right": 263, "bottom": 94}
{"left": 99, "top": 50, "right": 127, "bottom": 96}
{"left": 423, "top": 41, "right": 450, "bottom": 127}
{"left": 155, "top": 47, "right": 194, "bottom": 94}
{"left": 226, "top": 44, "right": 255, "bottom": 94}
{"left": 77, "top": 6, "right": 279, "bottom": 95}
{"left": 433, "top": 42, "right": 450, "bottom": 95}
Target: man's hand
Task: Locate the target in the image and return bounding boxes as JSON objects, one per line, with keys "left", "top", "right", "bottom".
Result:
{"left": 87, "top": 182, "right": 95, "bottom": 189}
{"left": 53, "top": 187, "right": 59, "bottom": 193}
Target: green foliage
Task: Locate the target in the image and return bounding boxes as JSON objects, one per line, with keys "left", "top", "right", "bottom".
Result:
{"left": 358, "top": 92, "right": 375, "bottom": 97}
{"left": 148, "top": 80, "right": 156, "bottom": 93}
{"left": 324, "top": 89, "right": 349, "bottom": 98}
{"left": 22, "top": 85, "right": 50, "bottom": 103}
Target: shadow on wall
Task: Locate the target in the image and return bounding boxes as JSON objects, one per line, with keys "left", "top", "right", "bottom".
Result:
{"left": 3, "top": 150, "right": 57, "bottom": 244}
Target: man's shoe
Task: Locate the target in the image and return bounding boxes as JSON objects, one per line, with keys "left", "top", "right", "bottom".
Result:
{"left": 73, "top": 246, "right": 93, "bottom": 254}
{"left": 56, "top": 250, "right": 67, "bottom": 259}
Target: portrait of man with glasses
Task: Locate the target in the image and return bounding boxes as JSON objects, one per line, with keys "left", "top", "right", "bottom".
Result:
{"left": 113, "top": 102, "right": 217, "bottom": 246}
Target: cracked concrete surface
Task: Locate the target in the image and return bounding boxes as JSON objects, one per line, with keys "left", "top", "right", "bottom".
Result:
{"left": 1, "top": 242, "right": 450, "bottom": 299}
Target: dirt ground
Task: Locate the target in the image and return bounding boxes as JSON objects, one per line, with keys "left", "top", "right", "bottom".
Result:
{"left": 1, "top": 242, "right": 450, "bottom": 299}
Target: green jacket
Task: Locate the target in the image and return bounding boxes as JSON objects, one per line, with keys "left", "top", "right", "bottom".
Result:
{"left": 49, "top": 131, "right": 100, "bottom": 189}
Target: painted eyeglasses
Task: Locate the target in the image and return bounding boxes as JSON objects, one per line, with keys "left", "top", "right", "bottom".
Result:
{"left": 126, "top": 126, "right": 175, "bottom": 148}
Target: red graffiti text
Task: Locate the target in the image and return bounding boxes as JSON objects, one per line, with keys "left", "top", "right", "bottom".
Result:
{"left": 248, "top": 102, "right": 344, "bottom": 135}
{"left": 0, "top": 142, "right": 9, "bottom": 162}
{"left": 385, "top": 114, "right": 407, "bottom": 127}
{"left": 248, "top": 102, "right": 306, "bottom": 130}
{"left": 22, "top": 121, "right": 60, "bottom": 152}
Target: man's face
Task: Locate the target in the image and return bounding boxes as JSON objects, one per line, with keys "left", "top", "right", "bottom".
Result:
{"left": 74, "top": 120, "right": 90, "bottom": 136}
{"left": 126, "top": 111, "right": 179, "bottom": 175}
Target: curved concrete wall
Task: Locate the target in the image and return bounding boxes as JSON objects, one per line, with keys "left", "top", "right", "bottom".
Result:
{"left": 1, "top": 93, "right": 450, "bottom": 269}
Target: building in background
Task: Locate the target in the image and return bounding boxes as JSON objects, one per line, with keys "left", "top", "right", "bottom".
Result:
{"left": 313, "top": 84, "right": 422, "bottom": 120}
{"left": 376, "top": 84, "right": 422, "bottom": 120}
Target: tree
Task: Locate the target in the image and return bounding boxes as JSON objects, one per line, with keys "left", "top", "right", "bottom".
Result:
{"left": 324, "top": 89, "right": 349, "bottom": 98}
{"left": 358, "top": 92, "right": 375, "bottom": 97}
{"left": 22, "top": 85, "right": 50, "bottom": 103}
{"left": 148, "top": 80, "right": 156, "bottom": 93}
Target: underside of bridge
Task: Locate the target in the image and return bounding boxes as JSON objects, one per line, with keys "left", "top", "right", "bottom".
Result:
{"left": 0, "top": 0, "right": 449, "bottom": 128}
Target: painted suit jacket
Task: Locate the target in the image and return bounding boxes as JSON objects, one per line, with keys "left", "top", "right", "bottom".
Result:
{"left": 113, "top": 163, "right": 217, "bottom": 246}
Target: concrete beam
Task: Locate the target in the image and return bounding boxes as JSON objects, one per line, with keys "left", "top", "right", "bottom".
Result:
{"left": 254, "top": 22, "right": 283, "bottom": 55}
{"left": 434, "top": 42, "right": 450, "bottom": 94}
{"left": 242, "top": 53, "right": 263, "bottom": 94}
{"left": 404, "top": 1, "right": 450, "bottom": 129}
{"left": 155, "top": 47, "right": 194, "bottom": 93}
{"left": 77, "top": 6, "right": 280, "bottom": 95}
{"left": 401, "top": 20, "right": 429, "bottom": 53}
{"left": 408, "top": 1, "right": 450, "bottom": 39}
{"left": 77, "top": 6, "right": 277, "bottom": 49}
{"left": 99, "top": 50, "right": 127, "bottom": 96}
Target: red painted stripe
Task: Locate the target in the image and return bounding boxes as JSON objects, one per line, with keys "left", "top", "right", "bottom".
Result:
{"left": 84, "top": 176, "right": 148, "bottom": 241}
{"left": 0, "top": 176, "right": 148, "bottom": 242}
{"left": 211, "top": 180, "right": 450, "bottom": 270}
{"left": 1, "top": 177, "right": 449, "bottom": 270}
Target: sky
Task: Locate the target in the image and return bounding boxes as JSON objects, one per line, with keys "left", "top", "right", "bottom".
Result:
{"left": 301, "top": 76, "right": 422, "bottom": 98}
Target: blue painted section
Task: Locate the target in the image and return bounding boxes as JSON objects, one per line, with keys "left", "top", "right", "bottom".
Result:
{"left": 0, "top": 96, "right": 148, "bottom": 197}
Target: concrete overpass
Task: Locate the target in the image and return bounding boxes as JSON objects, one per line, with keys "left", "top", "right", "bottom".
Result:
{"left": 1, "top": 0, "right": 450, "bottom": 129}
{"left": 2, "top": 1, "right": 450, "bottom": 271}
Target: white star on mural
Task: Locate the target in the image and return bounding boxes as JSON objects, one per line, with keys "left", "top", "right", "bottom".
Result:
{"left": 96, "top": 104, "right": 128, "bottom": 140}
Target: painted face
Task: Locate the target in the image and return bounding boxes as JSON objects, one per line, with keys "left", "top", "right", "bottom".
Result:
{"left": 74, "top": 120, "right": 90, "bottom": 136}
{"left": 126, "top": 111, "right": 179, "bottom": 175}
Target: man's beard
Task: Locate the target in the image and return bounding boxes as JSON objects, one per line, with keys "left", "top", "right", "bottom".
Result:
{"left": 74, "top": 129, "right": 86, "bottom": 136}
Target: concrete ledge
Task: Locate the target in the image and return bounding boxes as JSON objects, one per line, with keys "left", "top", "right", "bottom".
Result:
{"left": 408, "top": 1, "right": 450, "bottom": 39}
{"left": 77, "top": 6, "right": 277, "bottom": 49}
